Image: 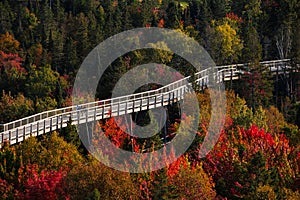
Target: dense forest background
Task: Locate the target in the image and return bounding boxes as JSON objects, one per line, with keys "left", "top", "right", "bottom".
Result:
{"left": 0, "top": 0, "right": 300, "bottom": 199}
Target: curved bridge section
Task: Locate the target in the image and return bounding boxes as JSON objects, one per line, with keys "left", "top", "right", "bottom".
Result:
{"left": 0, "top": 59, "right": 292, "bottom": 146}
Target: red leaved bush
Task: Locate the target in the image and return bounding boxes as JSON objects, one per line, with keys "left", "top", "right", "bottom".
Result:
{"left": 167, "top": 154, "right": 188, "bottom": 178}
{"left": 203, "top": 125, "right": 299, "bottom": 198}
{"left": 95, "top": 116, "right": 131, "bottom": 149}
{"left": 0, "top": 51, "right": 25, "bottom": 74}
{"left": 1, "top": 164, "right": 69, "bottom": 199}
{"left": 19, "top": 164, "right": 68, "bottom": 200}
{"left": 225, "top": 12, "right": 243, "bottom": 23}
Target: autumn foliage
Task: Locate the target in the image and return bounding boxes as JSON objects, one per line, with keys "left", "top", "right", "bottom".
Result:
{"left": 0, "top": 51, "right": 25, "bottom": 74}
{"left": 203, "top": 125, "right": 299, "bottom": 198}
{"left": 20, "top": 165, "right": 67, "bottom": 200}
{"left": 0, "top": 0, "right": 300, "bottom": 199}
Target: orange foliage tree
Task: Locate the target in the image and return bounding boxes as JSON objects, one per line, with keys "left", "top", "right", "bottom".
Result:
{"left": 0, "top": 32, "right": 20, "bottom": 54}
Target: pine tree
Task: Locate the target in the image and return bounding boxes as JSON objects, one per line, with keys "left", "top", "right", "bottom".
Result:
{"left": 210, "top": 0, "right": 227, "bottom": 19}
{"left": 121, "top": 1, "right": 133, "bottom": 30}
{"left": 62, "top": 37, "right": 79, "bottom": 75}
{"left": 103, "top": 2, "right": 115, "bottom": 38}
{"left": 37, "top": 2, "right": 55, "bottom": 47}
{"left": 60, "top": 117, "right": 81, "bottom": 149}
{"left": 52, "top": 0, "right": 65, "bottom": 23}
{"left": 165, "top": 1, "right": 181, "bottom": 29}
{"left": 238, "top": 25, "right": 273, "bottom": 110}
{"left": 87, "top": 11, "right": 101, "bottom": 47}
{"left": 140, "top": 0, "right": 153, "bottom": 27}
{"left": 74, "top": 12, "right": 91, "bottom": 61}
{"left": 242, "top": 25, "right": 262, "bottom": 63}
{"left": 113, "top": 4, "right": 123, "bottom": 34}
{"left": 0, "top": 0, "right": 14, "bottom": 34}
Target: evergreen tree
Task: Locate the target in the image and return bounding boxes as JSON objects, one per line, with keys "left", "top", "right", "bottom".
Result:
{"left": 121, "top": 2, "right": 133, "bottom": 30}
{"left": 74, "top": 12, "right": 91, "bottom": 61}
{"left": 14, "top": 6, "right": 38, "bottom": 49}
{"left": 210, "top": 0, "right": 227, "bottom": 19}
{"left": 54, "top": 78, "right": 64, "bottom": 108}
{"left": 60, "top": 117, "right": 81, "bottom": 149}
{"left": 112, "top": 4, "right": 123, "bottom": 34}
{"left": 25, "top": 64, "right": 59, "bottom": 101}
{"left": 189, "top": 0, "right": 212, "bottom": 43}
{"left": 103, "top": 2, "right": 115, "bottom": 38}
{"left": 165, "top": 1, "right": 180, "bottom": 29}
{"left": 242, "top": 25, "right": 262, "bottom": 63}
{"left": 52, "top": 0, "right": 65, "bottom": 23}
{"left": 238, "top": 25, "right": 273, "bottom": 110}
{"left": 0, "top": 0, "right": 14, "bottom": 34}
{"left": 37, "top": 2, "right": 56, "bottom": 48}
{"left": 87, "top": 11, "right": 102, "bottom": 47}
{"left": 62, "top": 37, "right": 79, "bottom": 75}
{"left": 140, "top": 0, "right": 153, "bottom": 27}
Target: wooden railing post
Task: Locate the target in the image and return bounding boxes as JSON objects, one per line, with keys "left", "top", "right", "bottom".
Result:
{"left": 61, "top": 115, "right": 63, "bottom": 129}
{"left": 37, "top": 122, "right": 39, "bottom": 136}
{"left": 86, "top": 108, "right": 88, "bottom": 123}
{"left": 23, "top": 126, "right": 26, "bottom": 140}
{"left": 8, "top": 130, "right": 11, "bottom": 144}
{"left": 102, "top": 106, "right": 105, "bottom": 119}
{"left": 147, "top": 97, "right": 150, "bottom": 110}
{"left": 30, "top": 124, "right": 32, "bottom": 137}
{"left": 50, "top": 118, "right": 52, "bottom": 132}
{"left": 44, "top": 120, "right": 46, "bottom": 134}
{"left": 16, "top": 128, "right": 19, "bottom": 143}
{"left": 117, "top": 102, "right": 120, "bottom": 116}
{"left": 133, "top": 99, "right": 135, "bottom": 113}
{"left": 230, "top": 68, "right": 233, "bottom": 89}
{"left": 56, "top": 116, "right": 59, "bottom": 130}
{"left": 77, "top": 111, "right": 80, "bottom": 125}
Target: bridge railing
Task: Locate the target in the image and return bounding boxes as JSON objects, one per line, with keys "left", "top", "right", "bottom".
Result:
{"left": 0, "top": 81, "right": 196, "bottom": 145}
{"left": 0, "top": 73, "right": 198, "bottom": 140}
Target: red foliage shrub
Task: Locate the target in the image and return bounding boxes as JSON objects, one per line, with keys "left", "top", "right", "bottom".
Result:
{"left": 203, "top": 125, "right": 299, "bottom": 198}
{"left": 20, "top": 164, "right": 68, "bottom": 200}
{"left": 0, "top": 51, "right": 25, "bottom": 74}
{"left": 225, "top": 12, "right": 243, "bottom": 23}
